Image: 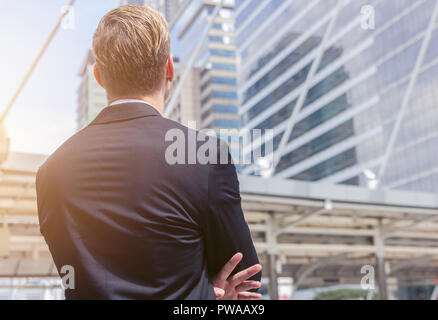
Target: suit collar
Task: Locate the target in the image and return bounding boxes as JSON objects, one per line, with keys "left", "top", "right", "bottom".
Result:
{"left": 90, "top": 102, "right": 161, "bottom": 125}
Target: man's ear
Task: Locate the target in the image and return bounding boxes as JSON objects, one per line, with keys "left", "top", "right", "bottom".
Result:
{"left": 93, "top": 64, "right": 105, "bottom": 89}
{"left": 166, "top": 54, "right": 175, "bottom": 83}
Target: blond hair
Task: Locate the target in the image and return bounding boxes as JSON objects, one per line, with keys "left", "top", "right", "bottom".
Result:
{"left": 93, "top": 5, "right": 170, "bottom": 96}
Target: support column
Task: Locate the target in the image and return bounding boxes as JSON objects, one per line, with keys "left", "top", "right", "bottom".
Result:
{"left": 267, "top": 252, "right": 279, "bottom": 300}
{"left": 374, "top": 222, "right": 388, "bottom": 300}
{"left": 266, "top": 215, "right": 279, "bottom": 300}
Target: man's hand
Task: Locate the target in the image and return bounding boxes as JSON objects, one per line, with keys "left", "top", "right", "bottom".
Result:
{"left": 213, "top": 253, "right": 262, "bottom": 300}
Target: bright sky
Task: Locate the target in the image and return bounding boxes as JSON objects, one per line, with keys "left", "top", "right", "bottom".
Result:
{"left": 0, "top": 0, "right": 118, "bottom": 155}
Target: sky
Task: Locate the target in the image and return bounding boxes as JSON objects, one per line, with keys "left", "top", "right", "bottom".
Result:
{"left": 0, "top": 0, "right": 118, "bottom": 155}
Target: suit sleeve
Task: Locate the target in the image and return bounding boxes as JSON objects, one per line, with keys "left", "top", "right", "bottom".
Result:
{"left": 202, "top": 147, "right": 261, "bottom": 282}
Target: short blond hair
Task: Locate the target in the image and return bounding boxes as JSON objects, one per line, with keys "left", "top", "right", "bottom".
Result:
{"left": 93, "top": 5, "right": 170, "bottom": 96}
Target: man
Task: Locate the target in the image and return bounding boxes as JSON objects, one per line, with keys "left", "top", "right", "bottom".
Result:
{"left": 36, "top": 5, "right": 261, "bottom": 300}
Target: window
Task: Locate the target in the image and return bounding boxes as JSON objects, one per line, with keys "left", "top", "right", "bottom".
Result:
{"left": 212, "top": 91, "right": 238, "bottom": 99}
{"left": 210, "top": 49, "right": 236, "bottom": 57}
{"left": 213, "top": 105, "right": 238, "bottom": 114}
{"left": 212, "top": 63, "right": 236, "bottom": 71}
{"left": 211, "top": 77, "right": 237, "bottom": 86}
{"left": 215, "top": 119, "right": 241, "bottom": 128}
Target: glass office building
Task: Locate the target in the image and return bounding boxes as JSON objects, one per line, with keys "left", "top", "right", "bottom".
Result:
{"left": 236, "top": 0, "right": 438, "bottom": 192}
{"left": 168, "top": 0, "right": 241, "bottom": 161}
{"left": 169, "top": 0, "right": 240, "bottom": 131}
{"left": 77, "top": 50, "right": 108, "bottom": 130}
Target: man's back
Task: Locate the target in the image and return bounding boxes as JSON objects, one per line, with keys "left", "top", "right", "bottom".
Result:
{"left": 36, "top": 102, "right": 260, "bottom": 299}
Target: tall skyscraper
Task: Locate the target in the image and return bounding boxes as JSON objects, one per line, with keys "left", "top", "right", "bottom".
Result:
{"left": 77, "top": 50, "right": 107, "bottom": 130}
{"left": 236, "top": 0, "right": 438, "bottom": 193}
{"left": 166, "top": 0, "right": 240, "bottom": 158}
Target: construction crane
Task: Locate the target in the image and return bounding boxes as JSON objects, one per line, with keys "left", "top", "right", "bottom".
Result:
{"left": 0, "top": 0, "right": 76, "bottom": 163}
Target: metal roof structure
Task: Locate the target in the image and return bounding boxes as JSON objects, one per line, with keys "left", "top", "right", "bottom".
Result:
{"left": 239, "top": 175, "right": 438, "bottom": 298}
{"left": 1, "top": 152, "right": 438, "bottom": 299}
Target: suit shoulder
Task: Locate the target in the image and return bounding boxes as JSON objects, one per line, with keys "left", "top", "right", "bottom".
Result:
{"left": 38, "top": 126, "right": 91, "bottom": 174}
{"left": 159, "top": 117, "right": 228, "bottom": 146}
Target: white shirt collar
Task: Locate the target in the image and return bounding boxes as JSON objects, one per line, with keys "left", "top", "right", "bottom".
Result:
{"left": 109, "top": 99, "right": 152, "bottom": 107}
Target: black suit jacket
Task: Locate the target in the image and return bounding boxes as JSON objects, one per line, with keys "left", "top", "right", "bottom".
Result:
{"left": 36, "top": 102, "right": 260, "bottom": 300}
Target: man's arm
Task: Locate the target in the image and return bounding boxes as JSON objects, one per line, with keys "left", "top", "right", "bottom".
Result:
{"left": 201, "top": 148, "right": 261, "bottom": 282}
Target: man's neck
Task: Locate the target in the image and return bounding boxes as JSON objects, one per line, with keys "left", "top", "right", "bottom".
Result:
{"left": 108, "top": 95, "right": 164, "bottom": 115}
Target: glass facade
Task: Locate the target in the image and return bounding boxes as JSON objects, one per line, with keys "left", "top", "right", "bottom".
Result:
{"left": 236, "top": 0, "right": 438, "bottom": 193}
{"left": 77, "top": 51, "right": 108, "bottom": 130}
{"left": 169, "top": 0, "right": 241, "bottom": 162}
